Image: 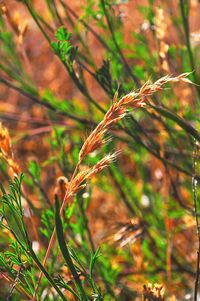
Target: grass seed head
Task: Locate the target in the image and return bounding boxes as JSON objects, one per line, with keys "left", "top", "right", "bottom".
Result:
{"left": 0, "top": 123, "right": 19, "bottom": 176}
{"left": 86, "top": 152, "right": 119, "bottom": 179}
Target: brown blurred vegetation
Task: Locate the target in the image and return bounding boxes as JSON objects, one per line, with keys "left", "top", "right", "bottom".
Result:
{"left": 1, "top": 1, "right": 200, "bottom": 300}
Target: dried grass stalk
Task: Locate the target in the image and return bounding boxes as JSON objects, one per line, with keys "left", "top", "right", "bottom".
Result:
{"left": 79, "top": 72, "right": 192, "bottom": 162}
{"left": 34, "top": 72, "right": 192, "bottom": 298}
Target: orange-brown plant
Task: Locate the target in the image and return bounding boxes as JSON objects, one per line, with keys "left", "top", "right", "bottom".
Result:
{"left": 33, "top": 72, "right": 192, "bottom": 298}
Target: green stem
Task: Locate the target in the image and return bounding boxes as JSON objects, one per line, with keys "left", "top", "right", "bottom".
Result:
{"left": 59, "top": 0, "right": 114, "bottom": 54}
{"left": 55, "top": 200, "right": 88, "bottom": 301}
{"left": 0, "top": 76, "right": 95, "bottom": 126}
{"left": 193, "top": 143, "right": 200, "bottom": 301}
{"left": 24, "top": 1, "right": 51, "bottom": 44}
{"left": 24, "top": 0, "right": 105, "bottom": 114}
{"left": 101, "top": 0, "right": 139, "bottom": 86}
{"left": 29, "top": 249, "right": 69, "bottom": 301}
{"left": 180, "top": 0, "right": 195, "bottom": 71}
{"left": 77, "top": 196, "right": 117, "bottom": 300}
{"left": 6, "top": 227, "right": 69, "bottom": 301}
{"left": 179, "top": 0, "right": 200, "bottom": 96}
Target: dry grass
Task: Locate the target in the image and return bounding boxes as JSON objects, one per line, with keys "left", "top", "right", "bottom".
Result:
{"left": 33, "top": 72, "right": 193, "bottom": 298}
{"left": 0, "top": 122, "right": 19, "bottom": 177}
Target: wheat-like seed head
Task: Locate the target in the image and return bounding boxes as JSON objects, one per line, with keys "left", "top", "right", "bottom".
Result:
{"left": 58, "top": 73, "right": 192, "bottom": 198}
{"left": 79, "top": 129, "right": 106, "bottom": 161}
{"left": 78, "top": 73, "right": 192, "bottom": 163}
{"left": 40, "top": 72, "right": 192, "bottom": 296}
{"left": 86, "top": 152, "right": 119, "bottom": 179}
{"left": 64, "top": 153, "right": 118, "bottom": 198}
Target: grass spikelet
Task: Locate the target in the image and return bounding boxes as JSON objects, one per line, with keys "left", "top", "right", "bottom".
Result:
{"left": 79, "top": 129, "right": 106, "bottom": 161}
{"left": 0, "top": 123, "right": 19, "bottom": 176}
{"left": 86, "top": 152, "right": 119, "bottom": 179}
{"left": 79, "top": 73, "right": 190, "bottom": 164}
{"left": 35, "top": 72, "right": 193, "bottom": 296}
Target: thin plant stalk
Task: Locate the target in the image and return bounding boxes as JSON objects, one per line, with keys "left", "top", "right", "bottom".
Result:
{"left": 179, "top": 0, "right": 200, "bottom": 96}
{"left": 33, "top": 72, "right": 193, "bottom": 298}
{"left": 23, "top": 0, "right": 105, "bottom": 114}
{"left": 33, "top": 163, "right": 81, "bottom": 299}
{"left": 100, "top": 0, "right": 139, "bottom": 86}
{"left": 193, "top": 141, "right": 200, "bottom": 301}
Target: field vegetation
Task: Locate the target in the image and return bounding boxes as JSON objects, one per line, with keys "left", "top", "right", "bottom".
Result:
{"left": 0, "top": 1, "right": 200, "bottom": 300}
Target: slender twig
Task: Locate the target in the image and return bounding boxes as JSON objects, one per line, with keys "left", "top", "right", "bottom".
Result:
{"left": 63, "top": 5, "right": 97, "bottom": 69}
{"left": 108, "top": 167, "right": 136, "bottom": 214}
{"left": 0, "top": 271, "right": 33, "bottom": 300}
{"left": 59, "top": 0, "right": 114, "bottom": 54}
{"left": 0, "top": 75, "right": 194, "bottom": 178}
{"left": 24, "top": 1, "right": 51, "bottom": 44}
{"left": 77, "top": 195, "right": 117, "bottom": 299}
{"left": 33, "top": 162, "right": 81, "bottom": 299}
{"left": 179, "top": 0, "right": 195, "bottom": 72}
{"left": 3, "top": 221, "right": 69, "bottom": 301}
{"left": 23, "top": 0, "right": 105, "bottom": 113}
{"left": 78, "top": 197, "right": 95, "bottom": 252}
{"left": 193, "top": 141, "right": 200, "bottom": 301}
{"left": 179, "top": 0, "right": 200, "bottom": 96}
{"left": 55, "top": 199, "right": 88, "bottom": 300}
{"left": 33, "top": 73, "right": 193, "bottom": 298}
{"left": 0, "top": 77, "right": 95, "bottom": 126}
{"left": 29, "top": 247, "right": 69, "bottom": 301}
{"left": 101, "top": 0, "right": 139, "bottom": 86}
{"left": 51, "top": 0, "right": 64, "bottom": 26}
{"left": 2, "top": 3, "right": 195, "bottom": 179}
{"left": 7, "top": 265, "right": 23, "bottom": 301}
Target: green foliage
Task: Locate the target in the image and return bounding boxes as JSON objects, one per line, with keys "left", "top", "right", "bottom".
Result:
{"left": 51, "top": 26, "right": 78, "bottom": 64}
{"left": 0, "top": 0, "right": 199, "bottom": 300}
{"left": 0, "top": 175, "right": 28, "bottom": 243}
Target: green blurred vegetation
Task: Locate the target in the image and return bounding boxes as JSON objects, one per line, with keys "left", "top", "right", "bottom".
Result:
{"left": 0, "top": 0, "right": 200, "bottom": 300}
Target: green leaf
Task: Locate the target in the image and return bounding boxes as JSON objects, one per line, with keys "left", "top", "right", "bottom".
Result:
{"left": 89, "top": 248, "right": 101, "bottom": 280}
{"left": 55, "top": 198, "right": 88, "bottom": 300}
{"left": 28, "top": 161, "right": 41, "bottom": 180}
{"left": 51, "top": 41, "right": 59, "bottom": 54}
{"left": 55, "top": 200, "right": 74, "bottom": 266}
{"left": 55, "top": 27, "right": 72, "bottom": 41}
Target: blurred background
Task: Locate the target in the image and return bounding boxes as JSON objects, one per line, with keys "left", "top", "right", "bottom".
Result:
{"left": 0, "top": 0, "right": 200, "bottom": 300}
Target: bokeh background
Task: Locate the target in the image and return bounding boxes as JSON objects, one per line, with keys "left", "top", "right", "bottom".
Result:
{"left": 0, "top": 0, "right": 200, "bottom": 300}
